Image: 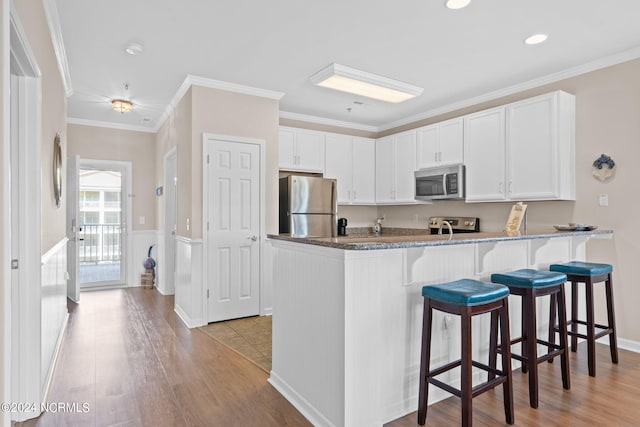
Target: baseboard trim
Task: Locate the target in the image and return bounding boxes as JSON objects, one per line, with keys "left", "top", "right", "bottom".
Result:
{"left": 611, "top": 337, "right": 640, "bottom": 353}
{"left": 268, "top": 371, "right": 336, "bottom": 427}
{"left": 174, "top": 304, "right": 205, "bottom": 329}
{"left": 42, "top": 312, "right": 69, "bottom": 402}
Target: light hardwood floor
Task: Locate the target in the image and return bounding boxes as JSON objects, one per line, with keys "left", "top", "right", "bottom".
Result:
{"left": 17, "top": 288, "right": 640, "bottom": 426}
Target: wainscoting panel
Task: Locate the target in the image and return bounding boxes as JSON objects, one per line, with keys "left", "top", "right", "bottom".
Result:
{"left": 175, "top": 236, "right": 204, "bottom": 328}
{"left": 41, "top": 239, "right": 69, "bottom": 398}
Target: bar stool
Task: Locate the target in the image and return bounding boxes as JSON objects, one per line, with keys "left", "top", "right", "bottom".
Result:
{"left": 490, "top": 269, "right": 570, "bottom": 409}
{"left": 418, "top": 279, "right": 514, "bottom": 427}
{"left": 549, "top": 261, "right": 618, "bottom": 377}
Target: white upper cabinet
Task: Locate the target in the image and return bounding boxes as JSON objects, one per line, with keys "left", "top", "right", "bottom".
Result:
{"left": 375, "top": 130, "right": 417, "bottom": 204}
{"left": 416, "top": 118, "right": 464, "bottom": 169}
{"left": 464, "top": 91, "right": 575, "bottom": 202}
{"left": 464, "top": 107, "right": 507, "bottom": 202}
{"left": 324, "top": 134, "right": 376, "bottom": 205}
{"left": 507, "top": 92, "right": 575, "bottom": 200}
{"left": 279, "top": 127, "right": 325, "bottom": 172}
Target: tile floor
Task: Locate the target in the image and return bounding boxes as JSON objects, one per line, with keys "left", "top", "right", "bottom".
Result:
{"left": 200, "top": 315, "right": 272, "bottom": 372}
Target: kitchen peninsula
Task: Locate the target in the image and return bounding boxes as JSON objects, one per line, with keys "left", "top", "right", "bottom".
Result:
{"left": 267, "top": 228, "right": 612, "bottom": 427}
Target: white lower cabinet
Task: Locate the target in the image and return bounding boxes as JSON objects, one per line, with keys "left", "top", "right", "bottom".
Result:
{"left": 464, "top": 90, "right": 575, "bottom": 202}
{"left": 324, "top": 134, "right": 375, "bottom": 204}
{"left": 375, "top": 130, "right": 417, "bottom": 204}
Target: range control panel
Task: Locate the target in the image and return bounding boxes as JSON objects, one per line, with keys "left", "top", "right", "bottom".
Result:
{"left": 428, "top": 216, "right": 480, "bottom": 234}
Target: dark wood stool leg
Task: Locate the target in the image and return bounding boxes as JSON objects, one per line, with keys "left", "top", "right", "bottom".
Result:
{"left": 499, "top": 299, "right": 515, "bottom": 425}
{"left": 605, "top": 273, "right": 619, "bottom": 364}
{"left": 488, "top": 309, "right": 499, "bottom": 381}
{"left": 585, "top": 277, "right": 596, "bottom": 377}
{"left": 570, "top": 280, "right": 578, "bottom": 352}
{"left": 461, "top": 306, "right": 473, "bottom": 427}
{"left": 557, "top": 285, "right": 570, "bottom": 390}
{"left": 520, "top": 296, "right": 528, "bottom": 373}
{"left": 417, "top": 299, "right": 433, "bottom": 426}
{"left": 524, "top": 288, "right": 539, "bottom": 408}
{"left": 548, "top": 293, "right": 557, "bottom": 364}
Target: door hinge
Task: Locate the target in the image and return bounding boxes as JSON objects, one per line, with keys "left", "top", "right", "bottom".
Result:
{"left": 207, "top": 289, "right": 210, "bottom": 298}
{"left": 11, "top": 259, "right": 18, "bottom": 270}
{"left": 207, "top": 154, "right": 210, "bottom": 164}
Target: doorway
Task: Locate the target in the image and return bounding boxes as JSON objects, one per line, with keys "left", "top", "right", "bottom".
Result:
{"left": 203, "top": 135, "right": 264, "bottom": 323}
{"left": 77, "top": 160, "right": 131, "bottom": 289}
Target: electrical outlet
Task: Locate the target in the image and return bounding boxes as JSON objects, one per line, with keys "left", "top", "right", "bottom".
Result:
{"left": 598, "top": 194, "right": 609, "bottom": 206}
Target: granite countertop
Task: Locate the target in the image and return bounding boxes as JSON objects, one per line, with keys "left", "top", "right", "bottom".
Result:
{"left": 267, "top": 228, "right": 613, "bottom": 251}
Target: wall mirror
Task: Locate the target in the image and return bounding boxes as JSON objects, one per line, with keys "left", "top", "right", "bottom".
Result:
{"left": 53, "top": 133, "right": 62, "bottom": 208}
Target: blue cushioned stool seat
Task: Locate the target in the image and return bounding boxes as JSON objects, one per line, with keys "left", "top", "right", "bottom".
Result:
{"left": 422, "top": 279, "right": 509, "bottom": 306}
{"left": 491, "top": 269, "right": 567, "bottom": 288}
{"left": 549, "top": 261, "right": 612, "bottom": 276}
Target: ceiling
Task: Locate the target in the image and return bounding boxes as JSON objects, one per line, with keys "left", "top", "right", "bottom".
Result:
{"left": 54, "top": 0, "right": 640, "bottom": 133}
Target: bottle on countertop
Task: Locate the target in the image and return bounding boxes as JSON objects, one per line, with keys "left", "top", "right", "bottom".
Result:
{"left": 373, "top": 218, "right": 383, "bottom": 235}
{"left": 337, "top": 218, "right": 348, "bottom": 236}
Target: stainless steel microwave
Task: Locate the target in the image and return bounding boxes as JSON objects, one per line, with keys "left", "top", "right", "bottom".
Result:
{"left": 415, "top": 164, "right": 465, "bottom": 201}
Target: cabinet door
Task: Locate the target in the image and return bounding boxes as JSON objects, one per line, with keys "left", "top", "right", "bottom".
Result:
{"left": 507, "top": 94, "right": 558, "bottom": 200}
{"left": 325, "top": 133, "right": 353, "bottom": 204}
{"left": 296, "top": 130, "right": 325, "bottom": 172}
{"left": 438, "top": 118, "right": 464, "bottom": 166}
{"left": 278, "top": 128, "right": 296, "bottom": 170}
{"left": 352, "top": 137, "right": 376, "bottom": 204}
{"left": 394, "top": 131, "right": 417, "bottom": 202}
{"left": 375, "top": 136, "right": 395, "bottom": 203}
{"left": 416, "top": 125, "right": 439, "bottom": 169}
{"left": 464, "top": 108, "right": 506, "bottom": 202}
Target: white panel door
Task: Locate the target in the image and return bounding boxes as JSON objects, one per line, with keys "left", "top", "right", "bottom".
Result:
{"left": 206, "top": 139, "right": 260, "bottom": 322}
{"left": 66, "top": 155, "right": 80, "bottom": 301}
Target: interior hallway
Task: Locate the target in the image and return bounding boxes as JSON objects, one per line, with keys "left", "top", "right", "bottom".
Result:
{"left": 17, "top": 287, "right": 640, "bottom": 427}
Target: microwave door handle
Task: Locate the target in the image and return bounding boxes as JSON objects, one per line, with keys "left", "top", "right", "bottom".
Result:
{"left": 442, "top": 173, "right": 448, "bottom": 196}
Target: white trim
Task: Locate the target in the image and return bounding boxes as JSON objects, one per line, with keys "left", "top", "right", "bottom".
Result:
{"left": 279, "top": 111, "right": 378, "bottom": 133}
{"left": 161, "top": 147, "right": 177, "bottom": 296}
{"left": 78, "top": 159, "right": 133, "bottom": 286}
{"left": 41, "top": 312, "right": 68, "bottom": 402}
{"left": 188, "top": 74, "right": 285, "bottom": 100}
{"left": 2, "top": 0, "right": 10, "bottom": 423}
{"left": 608, "top": 337, "right": 640, "bottom": 354}
{"left": 202, "top": 133, "right": 266, "bottom": 324}
{"left": 41, "top": 0, "right": 72, "bottom": 96}
{"left": 379, "top": 45, "right": 640, "bottom": 132}
{"left": 67, "top": 117, "right": 155, "bottom": 133}
{"left": 41, "top": 237, "right": 69, "bottom": 265}
{"left": 174, "top": 304, "right": 200, "bottom": 329}
{"left": 175, "top": 235, "right": 202, "bottom": 245}
{"left": 268, "top": 372, "right": 335, "bottom": 427}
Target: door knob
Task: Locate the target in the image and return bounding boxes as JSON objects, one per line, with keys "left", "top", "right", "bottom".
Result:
{"left": 248, "top": 235, "right": 258, "bottom": 241}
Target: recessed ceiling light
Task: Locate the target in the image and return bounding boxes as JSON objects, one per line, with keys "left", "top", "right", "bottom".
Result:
{"left": 524, "top": 34, "right": 548, "bottom": 45}
{"left": 310, "top": 63, "right": 423, "bottom": 104}
{"left": 125, "top": 42, "right": 144, "bottom": 55}
{"left": 445, "top": 0, "right": 471, "bottom": 10}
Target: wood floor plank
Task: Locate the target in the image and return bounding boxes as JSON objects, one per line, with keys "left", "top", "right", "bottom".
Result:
{"left": 15, "top": 287, "right": 640, "bottom": 426}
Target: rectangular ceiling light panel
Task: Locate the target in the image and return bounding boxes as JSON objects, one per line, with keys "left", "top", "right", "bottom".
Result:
{"left": 310, "top": 63, "right": 423, "bottom": 104}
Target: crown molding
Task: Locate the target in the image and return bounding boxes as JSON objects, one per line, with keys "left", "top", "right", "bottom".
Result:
{"left": 379, "top": 46, "right": 640, "bottom": 132}
{"left": 67, "top": 117, "right": 155, "bottom": 133}
{"left": 187, "top": 74, "right": 285, "bottom": 100}
{"left": 42, "top": 0, "right": 73, "bottom": 97}
{"left": 279, "top": 111, "right": 379, "bottom": 133}
{"left": 153, "top": 74, "right": 286, "bottom": 133}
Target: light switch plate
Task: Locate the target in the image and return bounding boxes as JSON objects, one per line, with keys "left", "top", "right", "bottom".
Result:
{"left": 598, "top": 194, "right": 609, "bottom": 206}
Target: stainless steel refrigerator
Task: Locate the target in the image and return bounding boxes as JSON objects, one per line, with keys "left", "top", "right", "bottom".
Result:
{"left": 279, "top": 175, "right": 337, "bottom": 237}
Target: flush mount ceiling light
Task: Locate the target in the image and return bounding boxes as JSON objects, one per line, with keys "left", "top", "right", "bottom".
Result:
{"left": 445, "top": 0, "right": 471, "bottom": 9}
{"left": 112, "top": 99, "right": 133, "bottom": 113}
{"left": 125, "top": 42, "right": 144, "bottom": 55}
{"left": 524, "top": 34, "right": 548, "bottom": 45}
{"left": 310, "top": 63, "right": 423, "bottom": 103}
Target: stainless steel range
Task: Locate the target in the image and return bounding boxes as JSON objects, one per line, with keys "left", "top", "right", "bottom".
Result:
{"left": 428, "top": 216, "right": 480, "bottom": 234}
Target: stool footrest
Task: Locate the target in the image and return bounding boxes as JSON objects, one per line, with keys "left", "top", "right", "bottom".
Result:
{"left": 428, "top": 359, "right": 508, "bottom": 399}
{"left": 551, "top": 320, "right": 614, "bottom": 340}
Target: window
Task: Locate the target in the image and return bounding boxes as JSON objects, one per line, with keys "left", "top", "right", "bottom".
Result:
{"left": 104, "top": 212, "right": 120, "bottom": 224}
{"left": 80, "top": 211, "right": 99, "bottom": 224}
{"left": 80, "top": 191, "right": 100, "bottom": 209}
{"left": 104, "top": 191, "right": 121, "bottom": 208}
